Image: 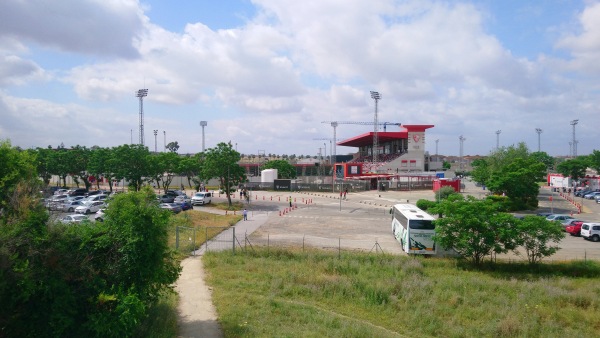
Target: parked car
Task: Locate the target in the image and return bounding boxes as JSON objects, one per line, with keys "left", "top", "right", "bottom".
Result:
{"left": 581, "top": 223, "right": 600, "bottom": 242}
{"left": 85, "top": 190, "right": 106, "bottom": 197}
{"left": 53, "top": 188, "right": 69, "bottom": 196}
{"left": 583, "top": 192, "right": 600, "bottom": 199}
{"left": 157, "top": 194, "right": 175, "bottom": 203}
{"left": 560, "top": 218, "right": 582, "bottom": 230}
{"left": 536, "top": 212, "right": 553, "bottom": 217}
{"left": 160, "top": 203, "right": 182, "bottom": 214}
{"left": 191, "top": 192, "right": 212, "bottom": 205}
{"left": 166, "top": 190, "right": 185, "bottom": 197}
{"left": 82, "top": 194, "right": 108, "bottom": 204}
{"left": 179, "top": 201, "right": 193, "bottom": 211}
{"left": 45, "top": 194, "right": 69, "bottom": 210}
{"left": 174, "top": 195, "right": 191, "bottom": 204}
{"left": 68, "top": 188, "right": 88, "bottom": 197}
{"left": 546, "top": 214, "right": 576, "bottom": 223}
{"left": 59, "top": 214, "right": 89, "bottom": 224}
{"left": 94, "top": 208, "right": 107, "bottom": 222}
{"left": 58, "top": 200, "right": 85, "bottom": 213}
{"left": 75, "top": 201, "right": 105, "bottom": 214}
{"left": 575, "top": 189, "right": 592, "bottom": 197}
{"left": 566, "top": 221, "right": 584, "bottom": 236}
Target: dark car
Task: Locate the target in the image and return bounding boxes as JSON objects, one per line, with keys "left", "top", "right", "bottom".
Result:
{"left": 86, "top": 190, "right": 106, "bottom": 197}
{"left": 68, "top": 188, "right": 88, "bottom": 197}
{"left": 575, "top": 189, "right": 592, "bottom": 197}
{"left": 157, "top": 194, "right": 175, "bottom": 203}
{"left": 179, "top": 201, "right": 193, "bottom": 211}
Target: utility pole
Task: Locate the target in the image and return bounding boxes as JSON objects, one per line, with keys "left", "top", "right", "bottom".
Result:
{"left": 370, "top": 91, "right": 381, "bottom": 165}
{"left": 535, "top": 128, "right": 542, "bottom": 152}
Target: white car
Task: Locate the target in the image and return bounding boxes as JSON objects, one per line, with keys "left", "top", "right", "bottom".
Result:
{"left": 59, "top": 214, "right": 89, "bottom": 224}
{"left": 75, "top": 201, "right": 105, "bottom": 214}
{"left": 191, "top": 192, "right": 212, "bottom": 205}
{"left": 581, "top": 223, "right": 600, "bottom": 242}
{"left": 546, "top": 214, "right": 575, "bottom": 222}
{"left": 94, "top": 208, "right": 107, "bottom": 222}
{"left": 81, "top": 194, "right": 108, "bottom": 204}
{"left": 58, "top": 200, "right": 85, "bottom": 213}
{"left": 583, "top": 191, "right": 600, "bottom": 199}
{"left": 174, "top": 195, "right": 191, "bottom": 204}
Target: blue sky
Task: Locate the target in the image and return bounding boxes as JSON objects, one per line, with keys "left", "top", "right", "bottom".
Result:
{"left": 0, "top": 0, "right": 598, "bottom": 158}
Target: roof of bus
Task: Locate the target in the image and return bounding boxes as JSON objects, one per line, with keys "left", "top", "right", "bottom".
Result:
{"left": 393, "top": 203, "right": 435, "bottom": 220}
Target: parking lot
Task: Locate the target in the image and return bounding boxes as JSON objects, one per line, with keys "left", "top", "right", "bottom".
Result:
{"left": 220, "top": 180, "right": 600, "bottom": 261}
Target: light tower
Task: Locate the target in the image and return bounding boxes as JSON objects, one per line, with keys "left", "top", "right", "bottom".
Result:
{"left": 535, "top": 128, "right": 542, "bottom": 152}
{"left": 163, "top": 131, "right": 166, "bottom": 152}
{"left": 370, "top": 91, "right": 381, "bottom": 165}
{"left": 459, "top": 135, "right": 466, "bottom": 171}
{"left": 570, "top": 119, "right": 578, "bottom": 157}
{"left": 153, "top": 130, "right": 158, "bottom": 153}
{"left": 495, "top": 130, "right": 501, "bottom": 149}
{"left": 136, "top": 89, "right": 148, "bottom": 145}
{"left": 331, "top": 121, "right": 338, "bottom": 164}
{"left": 435, "top": 139, "right": 439, "bottom": 156}
{"left": 200, "top": 121, "right": 208, "bottom": 152}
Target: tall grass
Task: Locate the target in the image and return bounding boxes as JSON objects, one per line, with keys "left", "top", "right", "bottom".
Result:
{"left": 204, "top": 248, "right": 600, "bottom": 337}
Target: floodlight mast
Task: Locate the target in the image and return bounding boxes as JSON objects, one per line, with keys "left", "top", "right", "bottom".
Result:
{"left": 370, "top": 91, "right": 381, "bottom": 164}
{"left": 459, "top": 135, "right": 466, "bottom": 170}
{"left": 535, "top": 128, "right": 542, "bottom": 152}
{"left": 136, "top": 89, "right": 148, "bottom": 146}
{"left": 495, "top": 130, "right": 501, "bottom": 149}
{"left": 570, "top": 119, "right": 578, "bottom": 157}
{"left": 200, "top": 121, "right": 208, "bottom": 152}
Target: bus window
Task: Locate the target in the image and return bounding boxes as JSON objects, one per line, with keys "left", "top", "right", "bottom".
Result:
{"left": 409, "top": 219, "right": 434, "bottom": 230}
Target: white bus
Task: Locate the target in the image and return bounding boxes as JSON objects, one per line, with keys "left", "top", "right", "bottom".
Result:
{"left": 391, "top": 203, "right": 436, "bottom": 255}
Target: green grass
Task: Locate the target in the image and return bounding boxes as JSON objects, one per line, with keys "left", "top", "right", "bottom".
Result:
{"left": 134, "top": 290, "right": 179, "bottom": 338}
{"left": 204, "top": 248, "right": 600, "bottom": 337}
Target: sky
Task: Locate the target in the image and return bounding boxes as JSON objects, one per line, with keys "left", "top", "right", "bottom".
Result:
{"left": 1, "top": 0, "right": 599, "bottom": 158}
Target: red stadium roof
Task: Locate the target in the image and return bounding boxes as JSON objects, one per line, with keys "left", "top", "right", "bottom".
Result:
{"left": 337, "top": 125, "right": 434, "bottom": 147}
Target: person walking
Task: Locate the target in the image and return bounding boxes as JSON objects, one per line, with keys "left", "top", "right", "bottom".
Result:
{"left": 344, "top": 188, "right": 348, "bottom": 200}
{"left": 289, "top": 196, "right": 292, "bottom": 208}
{"left": 243, "top": 208, "right": 248, "bottom": 221}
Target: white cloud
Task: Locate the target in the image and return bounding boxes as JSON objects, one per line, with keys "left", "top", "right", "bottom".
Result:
{"left": 0, "top": 0, "right": 144, "bottom": 58}
{"left": 556, "top": 2, "right": 600, "bottom": 73}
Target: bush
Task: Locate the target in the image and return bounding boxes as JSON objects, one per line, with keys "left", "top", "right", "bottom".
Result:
{"left": 416, "top": 199, "right": 437, "bottom": 211}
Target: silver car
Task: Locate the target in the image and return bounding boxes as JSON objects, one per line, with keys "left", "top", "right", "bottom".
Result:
{"left": 75, "top": 201, "right": 106, "bottom": 214}
{"left": 59, "top": 214, "right": 89, "bottom": 224}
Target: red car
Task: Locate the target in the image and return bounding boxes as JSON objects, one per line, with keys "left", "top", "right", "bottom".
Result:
{"left": 566, "top": 221, "right": 584, "bottom": 236}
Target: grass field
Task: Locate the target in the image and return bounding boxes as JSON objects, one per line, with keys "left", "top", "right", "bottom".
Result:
{"left": 204, "top": 248, "right": 600, "bottom": 337}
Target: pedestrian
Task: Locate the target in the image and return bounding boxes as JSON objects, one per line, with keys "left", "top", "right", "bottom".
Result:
{"left": 240, "top": 190, "right": 243, "bottom": 199}
{"left": 243, "top": 208, "right": 248, "bottom": 221}
{"left": 289, "top": 196, "right": 292, "bottom": 208}
{"left": 344, "top": 188, "right": 348, "bottom": 200}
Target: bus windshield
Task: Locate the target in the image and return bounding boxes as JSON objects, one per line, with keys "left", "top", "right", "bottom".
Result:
{"left": 409, "top": 219, "right": 434, "bottom": 230}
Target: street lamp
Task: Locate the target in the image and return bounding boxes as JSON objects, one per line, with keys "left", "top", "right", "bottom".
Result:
{"left": 153, "top": 130, "right": 158, "bottom": 153}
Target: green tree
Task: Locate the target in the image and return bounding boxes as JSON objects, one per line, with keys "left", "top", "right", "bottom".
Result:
{"left": 202, "top": 142, "right": 245, "bottom": 207}
{"left": 29, "top": 147, "right": 54, "bottom": 187}
{"left": 588, "top": 150, "right": 600, "bottom": 173}
{"left": 470, "top": 158, "right": 490, "bottom": 187}
{"left": 556, "top": 157, "right": 588, "bottom": 181}
{"left": 442, "top": 161, "right": 451, "bottom": 170}
{"left": 0, "top": 140, "right": 39, "bottom": 215}
{"left": 515, "top": 215, "right": 565, "bottom": 264}
{"left": 179, "top": 154, "right": 203, "bottom": 190}
{"left": 88, "top": 147, "right": 116, "bottom": 191}
{"left": 112, "top": 144, "right": 151, "bottom": 191}
{"left": 68, "top": 145, "right": 92, "bottom": 189}
{"left": 431, "top": 196, "right": 519, "bottom": 265}
{"left": 530, "top": 151, "right": 555, "bottom": 171}
{"left": 50, "top": 147, "right": 71, "bottom": 187}
{"left": 486, "top": 158, "right": 546, "bottom": 210}
{"left": 147, "top": 152, "right": 181, "bottom": 192}
{"left": 166, "top": 141, "right": 179, "bottom": 153}
{"left": 261, "top": 159, "right": 297, "bottom": 179}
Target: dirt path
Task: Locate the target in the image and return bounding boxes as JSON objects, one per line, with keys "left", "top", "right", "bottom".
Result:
{"left": 175, "top": 256, "right": 222, "bottom": 338}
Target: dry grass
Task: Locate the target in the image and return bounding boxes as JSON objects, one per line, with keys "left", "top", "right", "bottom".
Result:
{"left": 167, "top": 209, "right": 242, "bottom": 253}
